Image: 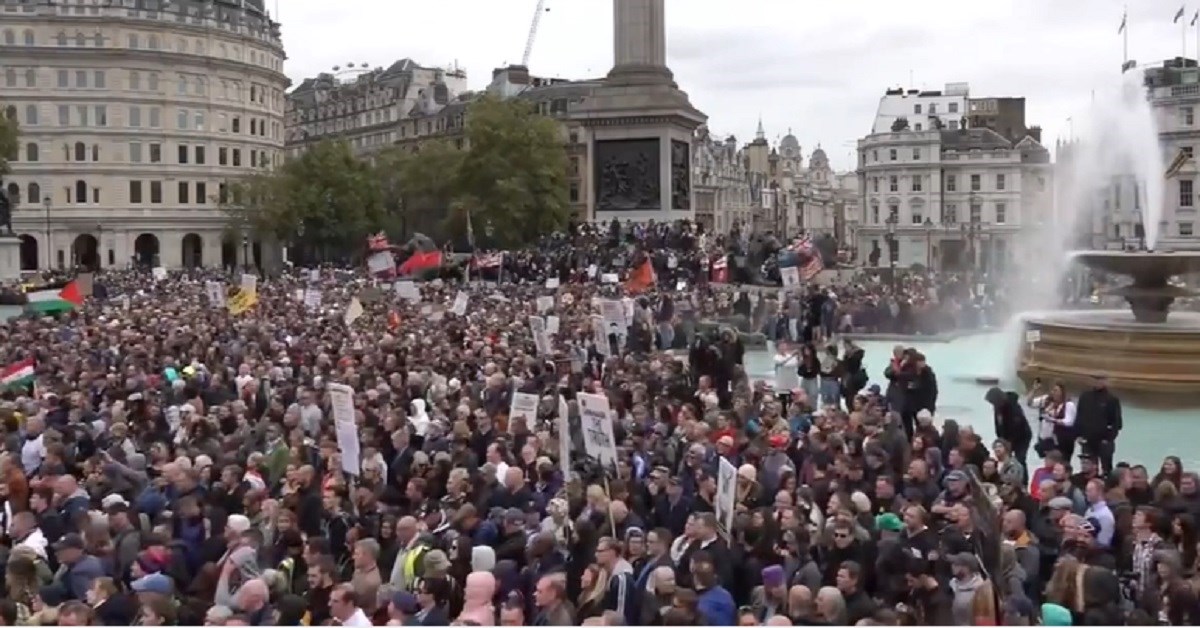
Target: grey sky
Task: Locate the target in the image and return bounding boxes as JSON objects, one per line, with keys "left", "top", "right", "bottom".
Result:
{"left": 278, "top": 0, "right": 1194, "bottom": 170}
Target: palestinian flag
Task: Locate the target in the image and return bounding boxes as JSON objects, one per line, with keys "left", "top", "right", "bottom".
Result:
{"left": 26, "top": 280, "right": 84, "bottom": 315}
{"left": 1, "top": 357, "right": 33, "bottom": 390}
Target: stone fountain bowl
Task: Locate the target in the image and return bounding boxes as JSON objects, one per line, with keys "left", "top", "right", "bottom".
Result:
{"left": 1073, "top": 251, "right": 1200, "bottom": 283}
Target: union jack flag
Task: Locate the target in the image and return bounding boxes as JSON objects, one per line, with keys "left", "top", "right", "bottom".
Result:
{"left": 779, "top": 236, "right": 824, "bottom": 281}
{"left": 366, "top": 232, "right": 391, "bottom": 252}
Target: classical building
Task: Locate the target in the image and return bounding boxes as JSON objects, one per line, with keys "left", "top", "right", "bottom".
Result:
{"left": 872, "top": 83, "right": 970, "bottom": 134}
{"left": 1, "top": 0, "right": 288, "bottom": 270}
{"left": 857, "top": 124, "right": 1052, "bottom": 272}
{"left": 284, "top": 59, "right": 468, "bottom": 159}
{"left": 1141, "top": 57, "right": 1200, "bottom": 248}
{"left": 692, "top": 126, "right": 752, "bottom": 233}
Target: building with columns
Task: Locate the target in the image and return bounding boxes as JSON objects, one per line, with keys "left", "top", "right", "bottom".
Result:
{"left": 693, "top": 126, "right": 752, "bottom": 233}
{"left": 1, "top": 0, "right": 289, "bottom": 271}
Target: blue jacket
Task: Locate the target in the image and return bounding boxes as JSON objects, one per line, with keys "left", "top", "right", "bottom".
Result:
{"left": 697, "top": 585, "right": 736, "bottom": 626}
{"left": 603, "top": 571, "right": 636, "bottom": 625}
{"left": 63, "top": 555, "right": 105, "bottom": 600}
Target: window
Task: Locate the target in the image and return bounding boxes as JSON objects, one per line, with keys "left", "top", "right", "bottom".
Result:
{"left": 194, "top": 111, "right": 204, "bottom": 130}
{"left": 177, "top": 75, "right": 187, "bottom": 95}
{"left": 944, "top": 204, "right": 958, "bottom": 224}
{"left": 148, "top": 73, "right": 158, "bottom": 91}
{"left": 128, "top": 106, "right": 141, "bottom": 128}
{"left": 949, "top": 102, "right": 959, "bottom": 114}
{"left": 1184, "top": 106, "right": 1195, "bottom": 127}
{"left": 149, "top": 181, "right": 162, "bottom": 203}
{"left": 24, "top": 142, "right": 37, "bottom": 161}
{"left": 1182, "top": 180, "right": 1194, "bottom": 207}
{"left": 129, "top": 142, "right": 142, "bottom": 163}
{"left": 127, "top": 33, "right": 138, "bottom": 48}
{"left": 93, "top": 70, "right": 105, "bottom": 88}
{"left": 177, "top": 109, "right": 187, "bottom": 129}
{"left": 74, "top": 180, "right": 87, "bottom": 203}
{"left": 23, "top": 30, "right": 33, "bottom": 46}
{"left": 232, "top": 117, "right": 241, "bottom": 133}
{"left": 74, "top": 142, "right": 85, "bottom": 162}
{"left": 872, "top": 177, "right": 879, "bottom": 193}
{"left": 196, "top": 182, "right": 207, "bottom": 204}
{"left": 970, "top": 203, "right": 982, "bottom": 224}
{"left": 5, "top": 184, "right": 17, "bottom": 206}
{"left": 888, "top": 148, "right": 896, "bottom": 161}
{"left": 870, "top": 204, "right": 880, "bottom": 224}
{"left": 888, "top": 203, "right": 899, "bottom": 222}
{"left": 232, "top": 149, "right": 241, "bottom": 167}
{"left": 3, "top": 69, "right": 13, "bottom": 88}
{"left": 94, "top": 105, "right": 106, "bottom": 126}
{"left": 219, "top": 183, "right": 228, "bottom": 204}
{"left": 911, "top": 175, "right": 922, "bottom": 192}
{"left": 24, "top": 69, "right": 34, "bottom": 87}
{"left": 995, "top": 202, "right": 1007, "bottom": 224}
{"left": 57, "top": 69, "right": 67, "bottom": 88}
{"left": 889, "top": 175, "right": 898, "bottom": 192}
{"left": 92, "top": 188, "right": 99, "bottom": 204}
{"left": 148, "top": 34, "right": 159, "bottom": 50}
{"left": 911, "top": 205, "right": 924, "bottom": 225}
{"left": 1182, "top": 222, "right": 1195, "bottom": 236}
{"left": 129, "top": 181, "right": 142, "bottom": 203}
{"left": 177, "top": 181, "right": 189, "bottom": 203}
{"left": 912, "top": 148, "right": 921, "bottom": 160}
{"left": 914, "top": 104, "right": 922, "bottom": 114}
{"left": 218, "top": 147, "right": 227, "bottom": 165}
{"left": 23, "top": 105, "right": 36, "bottom": 125}
{"left": 970, "top": 174, "right": 981, "bottom": 191}
{"left": 149, "top": 107, "right": 160, "bottom": 128}
{"left": 218, "top": 113, "right": 227, "bottom": 132}
{"left": 195, "top": 146, "right": 205, "bottom": 164}
{"left": 1185, "top": 146, "right": 1195, "bottom": 158}
{"left": 946, "top": 175, "right": 956, "bottom": 192}
{"left": 149, "top": 143, "right": 161, "bottom": 163}
{"left": 249, "top": 119, "right": 257, "bottom": 135}
{"left": 948, "top": 120, "right": 959, "bottom": 130}
{"left": 75, "top": 32, "right": 85, "bottom": 47}
{"left": 996, "top": 173, "right": 1006, "bottom": 191}
{"left": 27, "top": 183, "right": 39, "bottom": 205}
{"left": 929, "top": 103, "right": 938, "bottom": 115}
{"left": 57, "top": 105, "right": 68, "bottom": 126}
{"left": 177, "top": 145, "right": 188, "bottom": 164}
{"left": 75, "top": 70, "right": 87, "bottom": 88}
{"left": 129, "top": 71, "right": 140, "bottom": 90}
{"left": 194, "top": 77, "right": 205, "bottom": 96}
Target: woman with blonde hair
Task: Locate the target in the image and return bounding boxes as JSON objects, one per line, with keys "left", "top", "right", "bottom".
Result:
{"left": 575, "top": 563, "right": 609, "bottom": 623}
{"left": 814, "top": 586, "right": 846, "bottom": 625}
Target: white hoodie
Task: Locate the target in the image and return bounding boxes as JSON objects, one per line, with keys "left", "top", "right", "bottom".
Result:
{"left": 409, "top": 399, "right": 431, "bottom": 437}
{"left": 16, "top": 527, "right": 48, "bottom": 560}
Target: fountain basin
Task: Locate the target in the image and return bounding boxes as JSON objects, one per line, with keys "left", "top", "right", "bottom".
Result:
{"left": 1018, "top": 310, "right": 1200, "bottom": 403}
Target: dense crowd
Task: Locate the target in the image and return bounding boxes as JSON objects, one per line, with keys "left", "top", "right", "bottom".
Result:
{"left": 0, "top": 223, "right": 1183, "bottom": 628}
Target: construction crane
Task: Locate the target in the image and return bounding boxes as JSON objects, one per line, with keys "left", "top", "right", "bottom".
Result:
{"left": 521, "top": 0, "right": 549, "bottom": 67}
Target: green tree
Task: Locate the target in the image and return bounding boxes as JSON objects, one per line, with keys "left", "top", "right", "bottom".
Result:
{"left": 223, "top": 140, "right": 384, "bottom": 261}
{"left": 455, "top": 96, "right": 570, "bottom": 247}
{"left": 375, "top": 142, "right": 465, "bottom": 241}
{"left": 0, "top": 109, "right": 19, "bottom": 176}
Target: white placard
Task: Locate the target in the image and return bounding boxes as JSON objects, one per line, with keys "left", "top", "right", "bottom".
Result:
{"left": 545, "top": 278, "right": 560, "bottom": 289}
{"left": 546, "top": 316, "right": 560, "bottom": 335}
{"left": 578, "top": 392, "right": 617, "bottom": 468}
{"left": 529, "top": 315, "right": 551, "bottom": 355}
{"left": 394, "top": 280, "right": 420, "bottom": 302}
{"left": 781, "top": 266, "right": 800, "bottom": 289}
{"left": 293, "top": 289, "right": 304, "bottom": 302}
{"left": 309, "top": 269, "right": 320, "bottom": 282}
{"left": 509, "top": 392, "right": 540, "bottom": 432}
{"left": 591, "top": 314, "right": 610, "bottom": 357}
{"left": 716, "top": 457, "right": 737, "bottom": 537}
{"left": 367, "top": 251, "right": 394, "bottom": 275}
{"left": 152, "top": 267, "right": 167, "bottom": 281}
{"left": 599, "top": 299, "right": 627, "bottom": 329}
{"left": 204, "top": 281, "right": 226, "bottom": 307}
{"left": 451, "top": 291, "right": 469, "bottom": 316}
{"left": 587, "top": 264, "right": 598, "bottom": 278}
{"left": 304, "top": 289, "right": 321, "bottom": 311}
{"left": 676, "top": 280, "right": 687, "bottom": 291}
{"left": 557, "top": 395, "right": 572, "bottom": 479}
{"left": 328, "top": 383, "right": 360, "bottom": 475}
{"left": 1025, "top": 330, "right": 1041, "bottom": 343}
{"left": 600, "top": 273, "right": 618, "bottom": 284}
{"left": 344, "top": 297, "right": 364, "bottom": 326}
{"left": 240, "top": 273, "right": 258, "bottom": 295}
{"left": 536, "top": 296, "right": 554, "bottom": 313}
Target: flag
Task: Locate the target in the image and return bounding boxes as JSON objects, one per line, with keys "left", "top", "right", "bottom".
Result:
{"left": 398, "top": 250, "right": 443, "bottom": 275}
{"left": 26, "top": 280, "right": 83, "bottom": 314}
{"left": 624, "top": 259, "right": 656, "bottom": 294}
{"left": 344, "top": 297, "right": 364, "bottom": 326}
{"left": 387, "top": 310, "right": 401, "bottom": 331}
{"left": 227, "top": 289, "right": 258, "bottom": 315}
{"left": 1119, "top": 11, "right": 1127, "bottom": 33}
{"left": 1193, "top": 9, "right": 1198, "bottom": 25}
{"left": 1176, "top": 5, "right": 1186, "bottom": 22}
{"left": 711, "top": 255, "right": 729, "bottom": 283}
{"left": 366, "top": 232, "right": 391, "bottom": 252}
{"left": 800, "top": 251, "right": 825, "bottom": 281}
{"left": 1166, "top": 148, "right": 1192, "bottom": 177}
{"left": 472, "top": 252, "right": 503, "bottom": 269}
{"left": 0, "top": 357, "right": 34, "bottom": 390}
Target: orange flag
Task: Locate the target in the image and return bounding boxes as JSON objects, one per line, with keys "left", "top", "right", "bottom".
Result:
{"left": 387, "top": 310, "right": 402, "bottom": 331}
{"left": 624, "top": 259, "right": 656, "bottom": 294}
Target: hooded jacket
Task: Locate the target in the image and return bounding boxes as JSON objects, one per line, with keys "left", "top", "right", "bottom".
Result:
{"left": 949, "top": 574, "right": 985, "bottom": 625}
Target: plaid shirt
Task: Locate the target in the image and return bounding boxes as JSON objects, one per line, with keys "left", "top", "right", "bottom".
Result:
{"left": 1131, "top": 532, "right": 1164, "bottom": 600}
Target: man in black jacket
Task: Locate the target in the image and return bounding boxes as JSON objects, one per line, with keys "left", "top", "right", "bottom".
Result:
{"left": 1075, "top": 375, "right": 1122, "bottom": 475}
{"left": 985, "top": 387, "right": 1033, "bottom": 473}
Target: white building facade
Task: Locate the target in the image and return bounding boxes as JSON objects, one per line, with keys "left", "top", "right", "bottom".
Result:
{"left": 1143, "top": 58, "right": 1200, "bottom": 249}
{"left": 1, "top": 0, "right": 289, "bottom": 271}
{"left": 871, "top": 83, "right": 970, "bottom": 135}
{"left": 693, "top": 128, "right": 752, "bottom": 234}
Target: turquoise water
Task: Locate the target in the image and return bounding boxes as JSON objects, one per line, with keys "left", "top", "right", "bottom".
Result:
{"left": 746, "top": 333, "right": 1197, "bottom": 468}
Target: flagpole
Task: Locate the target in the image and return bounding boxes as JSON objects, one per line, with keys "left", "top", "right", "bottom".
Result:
{"left": 1123, "top": 6, "right": 1129, "bottom": 64}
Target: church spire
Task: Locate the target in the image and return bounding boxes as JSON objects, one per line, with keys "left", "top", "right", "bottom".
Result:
{"left": 756, "top": 116, "right": 765, "bottom": 141}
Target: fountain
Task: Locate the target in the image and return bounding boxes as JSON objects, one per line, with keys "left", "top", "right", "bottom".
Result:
{"left": 1017, "top": 251, "right": 1200, "bottom": 401}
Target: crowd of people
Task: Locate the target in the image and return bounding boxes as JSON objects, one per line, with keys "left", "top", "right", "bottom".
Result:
{"left": 0, "top": 222, "right": 1185, "bottom": 628}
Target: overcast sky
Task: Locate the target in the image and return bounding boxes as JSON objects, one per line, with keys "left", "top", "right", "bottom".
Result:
{"left": 278, "top": 0, "right": 1194, "bottom": 171}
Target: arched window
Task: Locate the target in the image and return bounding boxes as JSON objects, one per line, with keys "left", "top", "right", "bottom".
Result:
{"left": 93, "top": 33, "right": 103, "bottom": 47}
{"left": 177, "top": 75, "right": 187, "bottom": 95}
{"left": 74, "top": 32, "right": 85, "bottom": 47}
{"left": 55, "top": 32, "right": 66, "bottom": 46}
{"left": 74, "top": 180, "right": 87, "bottom": 204}
{"left": 147, "top": 34, "right": 159, "bottom": 50}
{"left": 27, "top": 182, "right": 40, "bottom": 205}
{"left": 73, "top": 142, "right": 85, "bottom": 162}
{"left": 24, "top": 105, "right": 36, "bottom": 125}
{"left": 24, "top": 143, "right": 37, "bottom": 162}
{"left": 3, "top": 69, "right": 13, "bottom": 88}
{"left": 23, "top": 30, "right": 34, "bottom": 46}
{"left": 24, "top": 69, "right": 34, "bottom": 87}
{"left": 3, "top": 106, "right": 14, "bottom": 120}
{"left": 5, "top": 183, "right": 19, "bottom": 205}
{"left": 3, "top": 30, "right": 14, "bottom": 45}
{"left": 91, "top": 145, "right": 99, "bottom": 161}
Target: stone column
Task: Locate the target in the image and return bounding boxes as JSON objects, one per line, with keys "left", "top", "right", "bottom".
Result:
{"left": 608, "top": 0, "right": 674, "bottom": 86}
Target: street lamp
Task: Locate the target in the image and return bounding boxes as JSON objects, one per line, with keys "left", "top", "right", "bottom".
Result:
{"left": 241, "top": 234, "right": 249, "bottom": 271}
{"left": 95, "top": 223, "right": 102, "bottom": 270}
{"left": 923, "top": 216, "right": 934, "bottom": 270}
{"left": 885, "top": 213, "right": 897, "bottom": 289}
{"left": 42, "top": 196, "right": 50, "bottom": 270}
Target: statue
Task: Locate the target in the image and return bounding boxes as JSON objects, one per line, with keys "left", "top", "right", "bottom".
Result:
{"left": 0, "top": 186, "right": 12, "bottom": 235}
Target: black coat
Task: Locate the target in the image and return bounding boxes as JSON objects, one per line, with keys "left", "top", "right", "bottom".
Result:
{"left": 1075, "top": 388, "right": 1122, "bottom": 442}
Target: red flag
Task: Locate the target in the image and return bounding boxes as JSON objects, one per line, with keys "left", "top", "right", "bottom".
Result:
{"left": 398, "top": 250, "right": 443, "bottom": 275}
{"left": 625, "top": 259, "right": 656, "bottom": 294}
{"left": 711, "top": 255, "right": 729, "bottom": 283}
{"left": 58, "top": 280, "right": 84, "bottom": 306}
{"left": 387, "top": 310, "right": 401, "bottom": 331}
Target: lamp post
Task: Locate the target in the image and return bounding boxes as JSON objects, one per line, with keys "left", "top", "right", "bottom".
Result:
{"left": 923, "top": 216, "right": 934, "bottom": 270}
{"left": 1134, "top": 209, "right": 1144, "bottom": 251}
{"left": 42, "top": 196, "right": 50, "bottom": 270}
{"left": 885, "top": 213, "right": 897, "bottom": 289}
{"left": 241, "top": 234, "right": 249, "bottom": 271}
